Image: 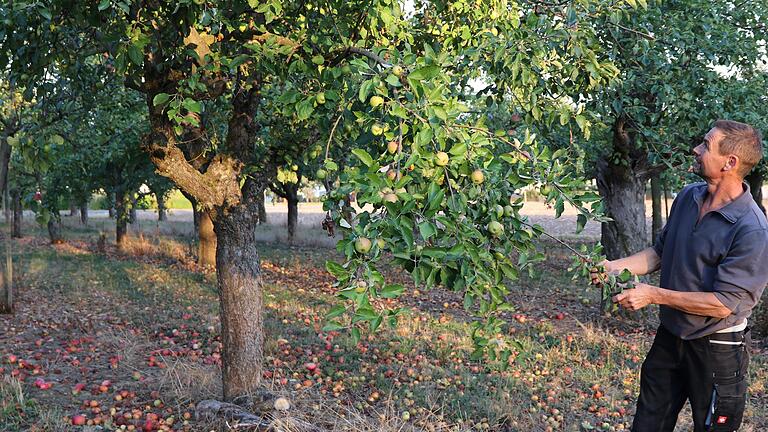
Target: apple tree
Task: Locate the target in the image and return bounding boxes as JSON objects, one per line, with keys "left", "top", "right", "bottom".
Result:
{"left": 579, "top": 0, "right": 768, "bottom": 259}
{"left": 1, "top": 0, "right": 634, "bottom": 396}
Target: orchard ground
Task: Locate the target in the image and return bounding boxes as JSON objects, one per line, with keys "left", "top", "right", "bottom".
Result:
{"left": 0, "top": 204, "right": 767, "bottom": 431}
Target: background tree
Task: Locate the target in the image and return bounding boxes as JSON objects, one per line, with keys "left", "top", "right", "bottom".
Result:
{"left": 581, "top": 0, "right": 768, "bottom": 259}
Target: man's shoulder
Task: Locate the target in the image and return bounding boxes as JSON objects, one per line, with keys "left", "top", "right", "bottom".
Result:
{"left": 738, "top": 204, "right": 768, "bottom": 231}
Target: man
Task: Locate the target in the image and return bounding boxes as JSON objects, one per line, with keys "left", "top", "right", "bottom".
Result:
{"left": 593, "top": 120, "right": 768, "bottom": 431}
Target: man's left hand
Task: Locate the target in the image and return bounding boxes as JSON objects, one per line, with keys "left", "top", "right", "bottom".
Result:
{"left": 612, "top": 283, "right": 657, "bottom": 311}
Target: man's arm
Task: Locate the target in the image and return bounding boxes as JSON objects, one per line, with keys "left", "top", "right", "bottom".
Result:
{"left": 603, "top": 247, "right": 661, "bottom": 276}
{"left": 612, "top": 283, "right": 731, "bottom": 318}
{"left": 591, "top": 247, "right": 661, "bottom": 285}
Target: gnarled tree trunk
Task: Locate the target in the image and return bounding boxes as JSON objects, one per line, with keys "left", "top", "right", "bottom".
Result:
{"left": 212, "top": 182, "right": 264, "bottom": 400}
{"left": 143, "top": 78, "right": 275, "bottom": 401}
{"left": 596, "top": 116, "right": 651, "bottom": 261}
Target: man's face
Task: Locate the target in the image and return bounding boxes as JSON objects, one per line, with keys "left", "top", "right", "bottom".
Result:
{"left": 692, "top": 128, "right": 729, "bottom": 180}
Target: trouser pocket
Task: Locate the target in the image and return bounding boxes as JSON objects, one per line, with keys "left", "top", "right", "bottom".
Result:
{"left": 705, "top": 378, "right": 747, "bottom": 431}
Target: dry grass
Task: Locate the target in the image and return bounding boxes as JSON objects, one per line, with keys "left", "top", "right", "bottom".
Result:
{"left": 157, "top": 357, "right": 222, "bottom": 406}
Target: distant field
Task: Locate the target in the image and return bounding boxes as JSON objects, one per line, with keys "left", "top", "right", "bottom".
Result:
{"left": 164, "top": 190, "right": 193, "bottom": 209}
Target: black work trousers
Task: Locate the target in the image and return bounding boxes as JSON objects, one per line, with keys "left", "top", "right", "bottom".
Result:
{"left": 632, "top": 325, "right": 750, "bottom": 432}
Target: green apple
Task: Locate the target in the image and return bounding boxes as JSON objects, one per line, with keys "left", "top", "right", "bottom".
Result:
{"left": 316, "top": 92, "right": 326, "bottom": 104}
{"left": 316, "top": 169, "right": 327, "bottom": 180}
{"left": 387, "top": 140, "right": 400, "bottom": 154}
{"left": 376, "top": 238, "right": 386, "bottom": 249}
{"left": 354, "top": 237, "right": 372, "bottom": 254}
{"left": 470, "top": 169, "right": 484, "bottom": 185}
{"left": 371, "top": 123, "right": 384, "bottom": 136}
{"left": 504, "top": 205, "right": 514, "bottom": 217}
{"left": 435, "top": 151, "right": 449, "bottom": 166}
{"left": 392, "top": 65, "right": 404, "bottom": 77}
{"left": 487, "top": 221, "right": 504, "bottom": 237}
{"left": 369, "top": 95, "right": 384, "bottom": 108}
{"left": 495, "top": 205, "right": 504, "bottom": 219}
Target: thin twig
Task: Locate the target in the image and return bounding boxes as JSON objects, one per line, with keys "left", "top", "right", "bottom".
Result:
{"left": 520, "top": 220, "right": 592, "bottom": 262}
{"left": 324, "top": 111, "right": 344, "bottom": 161}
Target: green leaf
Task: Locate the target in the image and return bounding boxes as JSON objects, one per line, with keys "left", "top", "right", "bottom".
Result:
{"left": 296, "top": 97, "right": 314, "bottom": 121}
{"left": 380, "top": 284, "right": 405, "bottom": 299}
{"left": 351, "top": 149, "right": 373, "bottom": 167}
{"left": 325, "top": 260, "right": 348, "bottom": 279}
{"left": 98, "top": 0, "right": 110, "bottom": 11}
{"left": 408, "top": 65, "right": 440, "bottom": 81}
{"left": 325, "top": 305, "right": 346, "bottom": 320}
{"left": 351, "top": 328, "right": 361, "bottom": 344}
{"left": 449, "top": 143, "right": 467, "bottom": 156}
{"left": 576, "top": 214, "right": 587, "bottom": 234}
{"left": 418, "top": 221, "right": 436, "bottom": 240}
{"left": 322, "top": 321, "right": 345, "bottom": 332}
{"left": 182, "top": 98, "right": 202, "bottom": 114}
{"left": 128, "top": 44, "right": 143, "bottom": 66}
{"left": 152, "top": 93, "right": 170, "bottom": 107}
{"left": 38, "top": 7, "right": 52, "bottom": 20}
{"left": 358, "top": 80, "right": 374, "bottom": 103}
{"left": 385, "top": 74, "right": 402, "bottom": 87}
{"left": 618, "top": 269, "right": 633, "bottom": 283}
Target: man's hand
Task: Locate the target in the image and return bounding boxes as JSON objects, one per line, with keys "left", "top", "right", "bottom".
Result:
{"left": 589, "top": 260, "right": 613, "bottom": 287}
{"left": 612, "top": 283, "right": 657, "bottom": 311}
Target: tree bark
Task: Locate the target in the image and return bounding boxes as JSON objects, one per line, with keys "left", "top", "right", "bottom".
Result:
{"left": 651, "top": 177, "right": 662, "bottom": 241}
{"left": 285, "top": 182, "right": 299, "bottom": 240}
{"left": 69, "top": 201, "right": 79, "bottom": 217}
{"left": 129, "top": 194, "right": 138, "bottom": 224}
{"left": 198, "top": 210, "right": 217, "bottom": 268}
{"left": 47, "top": 219, "right": 63, "bottom": 244}
{"left": 80, "top": 202, "right": 89, "bottom": 226}
{"left": 108, "top": 192, "right": 116, "bottom": 218}
{"left": 115, "top": 189, "right": 128, "bottom": 249}
{"left": 181, "top": 190, "right": 201, "bottom": 239}
{"left": 193, "top": 207, "right": 201, "bottom": 238}
{"left": 257, "top": 189, "right": 267, "bottom": 225}
{"left": 0, "top": 131, "right": 15, "bottom": 211}
{"left": 212, "top": 182, "right": 264, "bottom": 401}
{"left": 11, "top": 191, "right": 22, "bottom": 239}
{"left": 745, "top": 170, "right": 765, "bottom": 215}
{"left": 0, "top": 185, "right": 12, "bottom": 314}
{"left": 157, "top": 194, "right": 167, "bottom": 221}
{"left": 596, "top": 116, "right": 650, "bottom": 260}
{"left": 0, "top": 250, "right": 11, "bottom": 314}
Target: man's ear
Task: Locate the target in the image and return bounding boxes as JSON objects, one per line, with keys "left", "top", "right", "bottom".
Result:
{"left": 724, "top": 155, "right": 739, "bottom": 172}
